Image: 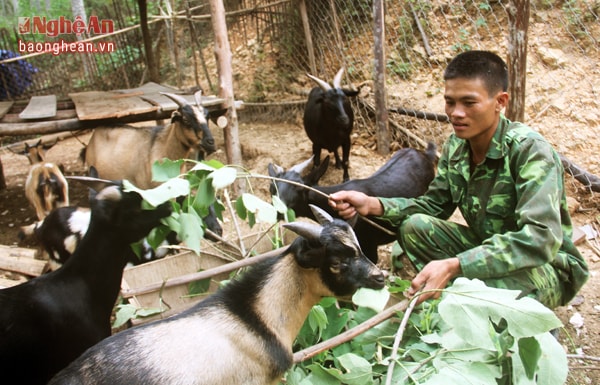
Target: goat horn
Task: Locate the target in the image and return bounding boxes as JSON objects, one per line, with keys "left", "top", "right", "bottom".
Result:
{"left": 309, "top": 204, "right": 334, "bottom": 224}
{"left": 306, "top": 73, "right": 331, "bottom": 91}
{"left": 289, "top": 156, "right": 314, "bottom": 175}
{"left": 160, "top": 92, "right": 190, "bottom": 107}
{"left": 283, "top": 221, "right": 322, "bottom": 243}
{"left": 332, "top": 67, "right": 345, "bottom": 89}
{"left": 193, "top": 90, "right": 203, "bottom": 107}
{"left": 66, "top": 176, "right": 119, "bottom": 192}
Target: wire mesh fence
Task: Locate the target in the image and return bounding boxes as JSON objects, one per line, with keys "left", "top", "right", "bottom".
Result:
{"left": 0, "top": 0, "right": 598, "bottom": 189}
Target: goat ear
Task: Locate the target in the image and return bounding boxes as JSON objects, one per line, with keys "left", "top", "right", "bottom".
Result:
{"left": 342, "top": 89, "right": 360, "bottom": 97}
{"left": 283, "top": 221, "right": 322, "bottom": 243}
{"left": 309, "top": 204, "right": 334, "bottom": 224}
{"left": 171, "top": 110, "right": 183, "bottom": 122}
{"left": 207, "top": 108, "right": 228, "bottom": 124}
{"left": 267, "top": 163, "right": 283, "bottom": 177}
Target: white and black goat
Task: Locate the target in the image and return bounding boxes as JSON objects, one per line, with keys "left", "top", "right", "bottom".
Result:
{"left": 268, "top": 142, "right": 438, "bottom": 263}
{"left": 82, "top": 91, "right": 223, "bottom": 189}
{"left": 49, "top": 205, "right": 385, "bottom": 385}
{"left": 21, "top": 139, "right": 69, "bottom": 220}
{"left": 0, "top": 177, "right": 171, "bottom": 385}
{"left": 304, "top": 68, "right": 359, "bottom": 182}
{"left": 19, "top": 203, "right": 219, "bottom": 267}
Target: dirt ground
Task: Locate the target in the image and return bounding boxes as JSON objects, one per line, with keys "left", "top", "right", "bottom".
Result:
{"left": 0, "top": 114, "right": 599, "bottom": 383}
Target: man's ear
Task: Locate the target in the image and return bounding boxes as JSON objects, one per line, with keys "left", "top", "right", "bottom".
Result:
{"left": 496, "top": 91, "right": 509, "bottom": 111}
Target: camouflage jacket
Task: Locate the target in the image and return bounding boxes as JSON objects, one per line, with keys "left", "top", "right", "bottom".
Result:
{"left": 379, "top": 115, "right": 588, "bottom": 302}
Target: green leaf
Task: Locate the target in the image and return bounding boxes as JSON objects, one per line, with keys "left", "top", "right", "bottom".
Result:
{"left": 152, "top": 158, "right": 185, "bottom": 182}
{"left": 190, "top": 161, "right": 217, "bottom": 172}
{"left": 352, "top": 287, "right": 389, "bottom": 312}
{"left": 135, "top": 307, "right": 163, "bottom": 318}
{"left": 241, "top": 193, "right": 277, "bottom": 224}
{"left": 511, "top": 332, "right": 567, "bottom": 385}
{"left": 209, "top": 166, "right": 237, "bottom": 190}
{"left": 303, "top": 364, "right": 342, "bottom": 385}
{"left": 178, "top": 212, "right": 204, "bottom": 254}
{"left": 188, "top": 270, "right": 211, "bottom": 295}
{"left": 518, "top": 336, "right": 541, "bottom": 380}
{"left": 192, "top": 178, "right": 216, "bottom": 215}
{"left": 337, "top": 353, "right": 373, "bottom": 385}
{"left": 388, "top": 276, "right": 411, "bottom": 293}
{"left": 422, "top": 361, "right": 500, "bottom": 385}
{"left": 272, "top": 195, "right": 288, "bottom": 213}
{"left": 439, "top": 278, "right": 563, "bottom": 351}
{"left": 123, "top": 178, "right": 190, "bottom": 207}
{"left": 308, "top": 304, "right": 328, "bottom": 333}
{"left": 112, "top": 304, "right": 137, "bottom": 328}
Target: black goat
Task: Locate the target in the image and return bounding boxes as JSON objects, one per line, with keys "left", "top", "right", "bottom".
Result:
{"left": 18, "top": 206, "right": 185, "bottom": 267}
{"left": 304, "top": 67, "right": 359, "bottom": 182}
{"left": 268, "top": 142, "right": 438, "bottom": 263}
{"left": 49, "top": 205, "right": 384, "bottom": 385}
{"left": 0, "top": 177, "right": 171, "bottom": 385}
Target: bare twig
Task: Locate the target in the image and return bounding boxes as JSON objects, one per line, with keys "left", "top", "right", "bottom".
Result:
{"left": 244, "top": 173, "right": 396, "bottom": 236}
{"left": 293, "top": 298, "right": 410, "bottom": 363}
{"left": 568, "top": 354, "right": 600, "bottom": 362}
{"left": 223, "top": 189, "right": 246, "bottom": 257}
{"left": 385, "top": 292, "right": 422, "bottom": 385}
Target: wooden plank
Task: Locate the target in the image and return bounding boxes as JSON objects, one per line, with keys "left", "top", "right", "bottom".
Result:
{"left": 18, "top": 95, "right": 57, "bottom": 119}
{"left": 69, "top": 90, "right": 159, "bottom": 121}
{"left": 0, "top": 277, "right": 27, "bottom": 289}
{"left": 0, "top": 101, "right": 14, "bottom": 120}
{"left": 0, "top": 245, "right": 48, "bottom": 277}
{"left": 121, "top": 250, "right": 230, "bottom": 325}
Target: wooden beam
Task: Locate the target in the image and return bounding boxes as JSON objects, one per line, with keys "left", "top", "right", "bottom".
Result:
{"left": 0, "top": 246, "right": 48, "bottom": 277}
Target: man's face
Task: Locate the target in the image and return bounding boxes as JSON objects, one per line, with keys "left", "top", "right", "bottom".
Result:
{"left": 444, "top": 77, "right": 506, "bottom": 142}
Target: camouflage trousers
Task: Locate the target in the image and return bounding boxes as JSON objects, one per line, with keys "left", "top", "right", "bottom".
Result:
{"left": 398, "top": 213, "right": 564, "bottom": 309}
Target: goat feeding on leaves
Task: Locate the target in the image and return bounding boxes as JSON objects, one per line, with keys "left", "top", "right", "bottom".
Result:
{"left": 0, "top": 177, "right": 171, "bottom": 385}
{"left": 269, "top": 142, "right": 438, "bottom": 263}
{"left": 49, "top": 205, "right": 385, "bottom": 385}
{"left": 19, "top": 166, "right": 221, "bottom": 267}
{"left": 82, "top": 91, "right": 222, "bottom": 189}
{"left": 304, "top": 67, "right": 359, "bottom": 182}
{"left": 21, "top": 139, "right": 69, "bottom": 220}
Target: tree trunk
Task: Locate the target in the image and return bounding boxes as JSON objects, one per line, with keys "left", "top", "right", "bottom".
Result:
{"left": 137, "top": 0, "right": 160, "bottom": 83}
{"left": 506, "top": 0, "right": 530, "bottom": 122}
{"left": 373, "top": 0, "right": 390, "bottom": 155}
{"left": 208, "top": 0, "right": 244, "bottom": 193}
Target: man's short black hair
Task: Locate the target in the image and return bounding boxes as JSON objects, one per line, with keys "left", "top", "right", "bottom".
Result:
{"left": 444, "top": 50, "right": 509, "bottom": 95}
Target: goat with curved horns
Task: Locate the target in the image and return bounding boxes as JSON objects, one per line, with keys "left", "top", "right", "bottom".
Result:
{"left": 49, "top": 205, "right": 385, "bottom": 385}
{"left": 82, "top": 90, "right": 221, "bottom": 189}
{"left": 304, "top": 68, "right": 359, "bottom": 182}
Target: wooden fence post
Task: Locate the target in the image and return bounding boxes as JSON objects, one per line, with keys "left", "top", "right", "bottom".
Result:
{"left": 208, "top": 0, "right": 244, "bottom": 193}
{"left": 506, "top": 0, "right": 530, "bottom": 122}
{"left": 373, "top": 0, "right": 390, "bottom": 155}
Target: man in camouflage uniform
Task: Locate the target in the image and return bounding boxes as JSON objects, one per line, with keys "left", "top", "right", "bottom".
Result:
{"left": 329, "top": 50, "right": 588, "bottom": 308}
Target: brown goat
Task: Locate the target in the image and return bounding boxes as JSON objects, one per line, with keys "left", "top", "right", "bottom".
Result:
{"left": 83, "top": 91, "right": 219, "bottom": 189}
{"left": 25, "top": 163, "right": 69, "bottom": 221}
{"left": 21, "top": 140, "right": 69, "bottom": 221}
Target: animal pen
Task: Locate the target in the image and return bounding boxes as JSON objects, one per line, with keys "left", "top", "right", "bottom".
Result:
{"left": 0, "top": 1, "right": 599, "bottom": 382}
